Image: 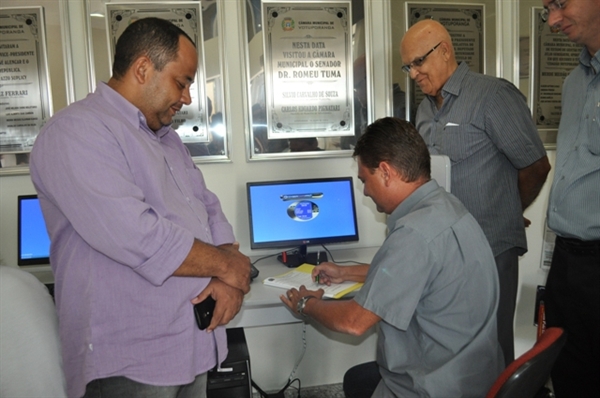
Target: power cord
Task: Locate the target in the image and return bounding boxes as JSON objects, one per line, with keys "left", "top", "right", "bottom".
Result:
{"left": 320, "top": 244, "right": 363, "bottom": 265}
{"left": 251, "top": 323, "right": 307, "bottom": 397}
{"left": 251, "top": 251, "right": 281, "bottom": 266}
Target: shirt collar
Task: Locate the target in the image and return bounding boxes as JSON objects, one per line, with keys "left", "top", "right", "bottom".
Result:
{"left": 97, "top": 82, "right": 171, "bottom": 139}
{"left": 441, "top": 61, "right": 469, "bottom": 99}
{"left": 386, "top": 179, "right": 440, "bottom": 232}
{"left": 579, "top": 47, "right": 600, "bottom": 74}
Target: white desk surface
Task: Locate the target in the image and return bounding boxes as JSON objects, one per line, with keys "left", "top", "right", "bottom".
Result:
{"left": 229, "top": 246, "right": 379, "bottom": 328}
{"left": 24, "top": 246, "right": 380, "bottom": 329}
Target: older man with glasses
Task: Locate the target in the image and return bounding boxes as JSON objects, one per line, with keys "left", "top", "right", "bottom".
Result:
{"left": 400, "top": 19, "right": 551, "bottom": 369}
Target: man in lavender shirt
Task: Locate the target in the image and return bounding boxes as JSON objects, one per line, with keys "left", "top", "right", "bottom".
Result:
{"left": 30, "top": 18, "right": 251, "bottom": 398}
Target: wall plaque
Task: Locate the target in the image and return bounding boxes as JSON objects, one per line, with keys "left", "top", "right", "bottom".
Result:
{"left": 262, "top": 0, "right": 353, "bottom": 139}
{"left": 0, "top": 6, "right": 51, "bottom": 154}
{"left": 106, "top": 2, "right": 209, "bottom": 142}
{"left": 530, "top": 7, "right": 580, "bottom": 147}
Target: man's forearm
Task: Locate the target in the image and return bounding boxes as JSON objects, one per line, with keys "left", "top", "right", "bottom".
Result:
{"left": 341, "top": 264, "right": 370, "bottom": 283}
{"left": 518, "top": 155, "right": 551, "bottom": 210}
{"left": 173, "top": 240, "right": 251, "bottom": 293}
{"left": 303, "top": 298, "right": 380, "bottom": 336}
{"left": 174, "top": 239, "right": 227, "bottom": 278}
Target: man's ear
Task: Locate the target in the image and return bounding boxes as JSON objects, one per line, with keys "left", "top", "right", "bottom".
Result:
{"left": 131, "top": 56, "right": 153, "bottom": 84}
{"left": 378, "top": 161, "right": 395, "bottom": 186}
{"left": 440, "top": 41, "right": 451, "bottom": 61}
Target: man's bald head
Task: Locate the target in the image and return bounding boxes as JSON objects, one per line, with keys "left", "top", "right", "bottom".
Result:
{"left": 400, "top": 19, "right": 457, "bottom": 103}
{"left": 401, "top": 19, "right": 454, "bottom": 63}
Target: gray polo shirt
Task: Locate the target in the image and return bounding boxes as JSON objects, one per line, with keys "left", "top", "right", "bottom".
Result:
{"left": 354, "top": 180, "right": 504, "bottom": 397}
{"left": 547, "top": 47, "right": 600, "bottom": 241}
{"left": 416, "top": 62, "right": 547, "bottom": 256}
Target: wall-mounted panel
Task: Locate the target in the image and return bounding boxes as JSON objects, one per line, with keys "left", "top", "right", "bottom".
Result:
{"left": 243, "top": 0, "right": 370, "bottom": 160}
{"left": 86, "top": 0, "right": 230, "bottom": 161}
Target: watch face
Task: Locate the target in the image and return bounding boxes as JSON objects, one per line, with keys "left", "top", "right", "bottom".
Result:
{"left": 287, "top": 200, "right": 320, "bottom": 221}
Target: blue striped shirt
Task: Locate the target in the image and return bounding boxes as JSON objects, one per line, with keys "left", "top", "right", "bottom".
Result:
{"left": 416, "top": 62, "right": 547, "bottom": 256}
{"left": 547, "top": 48, "right": 600, "bottom": 240}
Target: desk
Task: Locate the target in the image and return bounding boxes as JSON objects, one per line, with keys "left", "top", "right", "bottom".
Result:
{"left": 24, "top": 246, "right": 379, "bottom": 327}
{"left": 228, "top": 246, "right": 379, "bottom": 328}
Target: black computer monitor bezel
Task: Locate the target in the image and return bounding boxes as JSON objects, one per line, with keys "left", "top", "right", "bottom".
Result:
{"left": 246, "top": 176, "right": 360, "bottom": 251}
{"left": 17, "top": 194, "right": 50, "bottom": 266}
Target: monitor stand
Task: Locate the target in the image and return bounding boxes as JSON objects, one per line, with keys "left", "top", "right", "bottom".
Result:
{"left": 277, "top": 245, "right": 328, "bottom": 268}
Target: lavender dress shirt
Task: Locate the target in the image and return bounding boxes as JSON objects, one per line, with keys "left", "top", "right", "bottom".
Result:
{"left": 30, "top": 82, "right": 234, "bottom": 397}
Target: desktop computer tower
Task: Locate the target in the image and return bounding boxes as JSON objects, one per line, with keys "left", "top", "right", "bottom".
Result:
{"left": 207, "top": 327, "right": 252, "bottom": 398}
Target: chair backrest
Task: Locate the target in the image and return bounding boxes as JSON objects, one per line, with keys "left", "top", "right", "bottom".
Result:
{"left": 486, "top": 327, "right": 566, "bottom": 398}
{"left": 0, "top": 266, "right": 67, "bottom": 397}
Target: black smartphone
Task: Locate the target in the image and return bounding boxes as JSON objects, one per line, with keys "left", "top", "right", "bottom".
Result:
{"left": 250, "top": 264, "right": 259, "bottom": 280}
{"left": 194, "top": 296, "right": 216, "bottom": 330}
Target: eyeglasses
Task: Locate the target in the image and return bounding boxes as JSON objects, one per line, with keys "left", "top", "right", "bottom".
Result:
{"left": 541, "top": 0, "right": 566, "bottom": 23}
{"left": 401, "top": 42, "right": 442, "bottom": 73}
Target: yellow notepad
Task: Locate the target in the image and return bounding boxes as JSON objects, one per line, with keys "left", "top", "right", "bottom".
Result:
{"left": 263, "top": 264, "right": 363, "bottom": 299}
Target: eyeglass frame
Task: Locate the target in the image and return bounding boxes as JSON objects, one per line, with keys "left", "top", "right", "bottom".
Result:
{"left": 401, "top": 42, "right": 442, "bottom": 73}
{"left": 541, "top": 0, "right": 566, "bottom": 23}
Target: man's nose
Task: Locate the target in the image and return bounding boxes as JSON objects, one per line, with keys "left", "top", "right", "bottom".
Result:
{"left": 547, "top": 8, "right": 563, "bottom": 33}
{"left": 181, "top": 86, "right": 192, "bottom": 105}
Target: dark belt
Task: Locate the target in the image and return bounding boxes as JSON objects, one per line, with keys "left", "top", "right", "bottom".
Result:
{"left": 556, "top": 236, "right": 600, "bottom": 255}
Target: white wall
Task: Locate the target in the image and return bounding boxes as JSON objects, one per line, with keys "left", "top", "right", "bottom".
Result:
{"left": 0, "top": 0, "right": 555, "bottom": 390}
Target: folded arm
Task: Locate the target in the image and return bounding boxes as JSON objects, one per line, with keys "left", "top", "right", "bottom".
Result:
{"left": 519, "top": 156, "right": 551, "bottom": 210}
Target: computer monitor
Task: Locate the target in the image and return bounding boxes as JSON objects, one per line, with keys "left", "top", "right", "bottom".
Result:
{"left": 18, "top": 195, "right": 51, "bottom": 266}
{"left": 246, "top": 177, "right": 359, "bottom": 267}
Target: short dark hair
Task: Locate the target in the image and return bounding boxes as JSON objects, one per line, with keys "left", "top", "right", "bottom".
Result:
{"left": 112, "top": 17, "right": 195, "bottom": 79}
{"left": 353, "top": 117, "right": 431, "bottom": 182}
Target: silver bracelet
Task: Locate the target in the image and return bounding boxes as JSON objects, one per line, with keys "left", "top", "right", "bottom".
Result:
{"left": 297, "top": 296, "right": 316, "bottom": 316}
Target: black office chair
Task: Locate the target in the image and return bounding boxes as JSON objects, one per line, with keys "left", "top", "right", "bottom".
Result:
{"left": 486, "top": 327, "right": 566, "bottom": 398}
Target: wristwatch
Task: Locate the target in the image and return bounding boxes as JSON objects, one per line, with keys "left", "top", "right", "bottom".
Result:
{"left": 297, "top": 296, "right": 315, "bottom": 317}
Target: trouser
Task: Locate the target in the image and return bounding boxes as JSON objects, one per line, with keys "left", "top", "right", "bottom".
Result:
{"left": 544, "top": 236, "right": 600, "bottom": 398}
{"left": 83, "top": 373, "right": 207, "bottom": 398}
{"left": 343, "top": 361, "right": 381, "bottom": 398}
{"left": 494, "top": 247, "right": 520, "bottom": 367}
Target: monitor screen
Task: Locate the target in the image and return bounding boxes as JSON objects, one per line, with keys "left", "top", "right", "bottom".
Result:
{"left": 18, "top": 195, "right": 51, "bottom": 266}
{"left": 247, "top": 177, "right": 359, "bottom": 264}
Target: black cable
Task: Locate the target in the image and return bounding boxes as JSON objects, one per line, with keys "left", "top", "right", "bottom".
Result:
{"left": 251, "top": 251, "right": 281, "bottom": 266}
{"left": 320, "top": 244, "right": 363, "bottom": 265}
{"left": 251, "top": 379, "right": 269, "bottom": 397}
{"left": 287, "top": 378, "right": 301, "bottom": 397}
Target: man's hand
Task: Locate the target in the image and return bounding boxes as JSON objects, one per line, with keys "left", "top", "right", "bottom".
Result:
{"left": 280, "top": 285, "right": 324, "bottom": 316}
{"left": 312, "top": 262, "right": 345, "bottom": 286}
{"left": 312, "top": 262, "right": 369, "bottom": 285}
{"left": 175, "top": 240, "right": 251, "bottom": 294}
{"left": 217, "top": 243, "right": 251, "bottom": 294}
{"left": 192, "top": 278, "right": 245, "bottom": 332}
